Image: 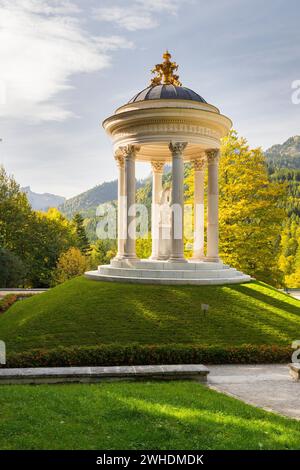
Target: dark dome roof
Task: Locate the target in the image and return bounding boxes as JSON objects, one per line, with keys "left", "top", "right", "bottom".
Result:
{"left": 128, "top": 85, "right": 206, "bottom": 104}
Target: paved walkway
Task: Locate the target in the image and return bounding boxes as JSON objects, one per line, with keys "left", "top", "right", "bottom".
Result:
{"left": 290, "top": 290, "right": 300, "bottom": 300}
{"left": 208, "top": 364, "right": 300, "bottom": 420}
{"left": 280, "top": 289, "right": 300, "bottom": 300}
{"left": 0, "top": 289, "right": 47, "bottom": 298}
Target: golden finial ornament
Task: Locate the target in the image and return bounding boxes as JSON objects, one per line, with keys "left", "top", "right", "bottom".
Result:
{"left": 150, "top": 51, "right": 182, "bottom": 87}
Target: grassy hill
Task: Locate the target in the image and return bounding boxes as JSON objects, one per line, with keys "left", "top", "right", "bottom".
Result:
{"left": 0, "top": 277, "right": 299, "bottom": 355}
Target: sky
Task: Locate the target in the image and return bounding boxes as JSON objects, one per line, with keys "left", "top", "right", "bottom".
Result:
{"left": 0, "top": 0, "right": 300, "bottom": 198}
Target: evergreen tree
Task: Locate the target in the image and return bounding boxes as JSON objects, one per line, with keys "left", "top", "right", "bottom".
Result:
{"left": 73, "top": 213, "right": 90, "bottom": 254}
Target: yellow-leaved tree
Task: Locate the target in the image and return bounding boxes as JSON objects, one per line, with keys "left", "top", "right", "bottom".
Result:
{"left": 185, "top": 131, "right": 285, "bottom": 285}
{"left": 53, "top": 247, "right": 89, "bottom": 285}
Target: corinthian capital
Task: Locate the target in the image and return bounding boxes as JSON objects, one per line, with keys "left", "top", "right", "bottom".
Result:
{"left": 114, "top": 152, "right": 124, "bottom": 168}
{"left": 206, "top": 148, "right": 220, "bottom": 164}
{"left": 169, "top": 142, "right": 188, "bottom": 157}
{"left": 151, "top": 161, "right": 164, "bottom": 173}
{"left": 119, "top": 144, "right": 140, "bottom": 160}
{"left": 192, "top": 155, "right": 206, "bottom": 171}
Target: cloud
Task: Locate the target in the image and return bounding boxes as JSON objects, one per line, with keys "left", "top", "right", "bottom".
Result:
{"left": 94, "top": 0, "right": 186, "bottom": 32}
{"left": 135, "top": 0, "right": 180, "bottom": 14}
{"left": 94, "top": 6, "right": 157, "bottom": 31}
{"left": 0, "top": 0, "right": 133, "bottom": 122}
{"left": 12, "top": 0, "right": 81, "bottom": 14}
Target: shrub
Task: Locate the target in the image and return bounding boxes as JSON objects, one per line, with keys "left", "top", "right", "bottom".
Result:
{"left": 0, "top": 293, "right": 35, "bottom": 314}
{"left": 0, "top": 294, "right": 17, "bottom": 313}
{"left": 1, "top": 344, "right": 292, "bottom": 368}
{"left": 89, "top": 239, "right": 116, "bottom": 269}
{"left": 53, "top": 247, "right": 89, "bottom": 285}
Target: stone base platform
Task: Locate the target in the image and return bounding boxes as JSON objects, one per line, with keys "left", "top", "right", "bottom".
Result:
{"left": 85, "top": 259, "right": 251, "bottom": 285}
{"left": 0, "top": 365, "right": 209, "bottom": 385}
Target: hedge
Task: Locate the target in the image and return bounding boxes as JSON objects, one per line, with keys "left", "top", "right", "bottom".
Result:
{"left": 0, "top": 294, "right": 18, "bottom": 313}
{"left": 0, "top": 293, "right": 34, "bottom": 314}
{"left": 0, "top": 344, "right": 292, "bottom": 368}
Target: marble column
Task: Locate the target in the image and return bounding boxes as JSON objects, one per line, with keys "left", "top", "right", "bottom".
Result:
{"left": 191, "top": 155, "right": 206, "bottom": 261}
{"left": 115, "top": 154, "right": 125, "bottom": 259}
{"left": 120, "top": 144, "right": 140, "bottom": 260}
{"left": 150, "top": 161, "right": 164, "bottom": 260}
{"left": 206, "top": 148, "right": 220, "bottom": 262}
{"left": 168, "top": 142, "right": 188, "bottom": 263}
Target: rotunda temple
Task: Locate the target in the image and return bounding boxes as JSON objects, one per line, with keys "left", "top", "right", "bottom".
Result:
{"left": 85, "top": 52, "right": 251, "bottom": 285}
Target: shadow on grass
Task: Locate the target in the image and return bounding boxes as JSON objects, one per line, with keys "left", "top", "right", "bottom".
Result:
{"left": 1, "top": 278, "right": 299, "bottom": 352}
{"left": 1, "top": 382, "right": 300, "bottom": 450}
{"left": 234, "top": 283, "right": 300, "bottom": 317}
{"left": 102, "top": 384, "right": 300, "bottom": 450}
{"left": 124, "top": 283, "right": 299, "bottom": 346}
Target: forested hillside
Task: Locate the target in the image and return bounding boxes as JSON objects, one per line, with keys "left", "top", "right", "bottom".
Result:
{"left": 265, "top": 138, "right": 300, "bottom": 287}
{"left": 59, "top": 180, "right": 118, "bottom": 219}
{"left": 265, "top": 135, "right": 300, "bottom": 169}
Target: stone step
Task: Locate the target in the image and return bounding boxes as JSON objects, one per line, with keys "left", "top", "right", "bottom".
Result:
{"left": 85, "top": 271, "right": 251, "bottom": 285}
{"left": 110, "top": 259, "right": 230, "bottom": 271}
{"left": 0, "top": 365, "right": 209, "bottom": 385}
{"left": 99, "top": 266, "right": 242, "bottom": 279}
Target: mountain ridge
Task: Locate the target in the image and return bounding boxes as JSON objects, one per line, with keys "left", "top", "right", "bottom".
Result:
{"left": 21, "top": 186, "right": 65, "bottom": 211}
{"left": 23, "top": 136, "right": 300, "bottom": 217}
{"left": 265, "top": 135, "right": 300, "bottom": 169}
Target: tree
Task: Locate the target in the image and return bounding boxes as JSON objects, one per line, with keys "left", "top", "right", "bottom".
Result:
{"left": 26, "top": 209, "right": 78, "bottom": 287}
{"left": 185, "top": 131, "right": 286, "bottom": 285}
{"left": 53, "top": 247, "right": 89, "bottom": 285}
{"left": 0, "top": 165, "right": 32, "bottom": 254}
{"left": 280, "top": 216, "right": 300, "bottom": 287}
{"left": 73, "top": 213, "right": 90, "bottom": 254}
{"left": 136, "top": 236, "right": 152, "bottom": 259}
{"left": 218, "top": 131, "right": 285, "bottom": 285}
{"left": 285, "top": 245, "right": 300, "bottom": 288}
{"left": 0, "top": 166, "right": 92, "bottom": 287}
{"left": 0, "top": 247, "right": 26, "bottom": 287}
{"left": 89, "top": 239, "right": 116, "bottom": 269}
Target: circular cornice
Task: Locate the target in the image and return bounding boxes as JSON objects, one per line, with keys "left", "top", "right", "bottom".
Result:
{"left": 102, "top": 99, "right": 232, "bottom": 163}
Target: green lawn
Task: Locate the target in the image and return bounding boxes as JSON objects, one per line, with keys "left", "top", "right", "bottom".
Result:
{"left": 0, "top": 277, "right": 299, "bottom": 354}
{"left": 0, "top": 381, "right": 299, "bottom": 450}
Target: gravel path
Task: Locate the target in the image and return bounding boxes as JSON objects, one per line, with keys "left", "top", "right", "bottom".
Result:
{"left": 208, "top": 364, "right": 300, "bottom": 420}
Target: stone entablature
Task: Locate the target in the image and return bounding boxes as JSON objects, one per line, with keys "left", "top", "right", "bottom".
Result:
{"left": 103, "top": 101, "right": 231, "bottom": 162}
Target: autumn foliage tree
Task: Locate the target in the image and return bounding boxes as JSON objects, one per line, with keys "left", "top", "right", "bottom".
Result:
{"left": 219, "top": 131, "right": 285, "bottom": 284}
{"left": 185, "top": 131, "right": 285, "bottom": 285}
{"left": 53, "top": 247, "right": 89, "bottom": 285}
{"left": 0, "top": 166, "right": 81, "bottom": 287}
{"left": 279, "top": 216, "right": 300, "bottom": 287}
